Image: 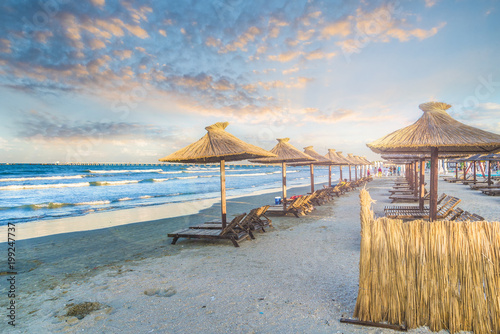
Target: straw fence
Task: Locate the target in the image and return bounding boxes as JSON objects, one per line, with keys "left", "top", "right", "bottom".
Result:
{"left": 354, "top": 189, "right": 500, "bottom": 333}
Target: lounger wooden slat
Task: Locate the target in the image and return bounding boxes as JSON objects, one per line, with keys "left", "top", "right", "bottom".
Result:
{"left": 168, "top": 213, "right": 249, "bottom": 247}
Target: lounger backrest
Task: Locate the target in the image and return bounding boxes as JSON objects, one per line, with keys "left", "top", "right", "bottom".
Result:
{"left": 255, "top": 205, "right": 270, "bottom": 217}
{"left": 437, "top": 193, "right": 447, "bottom": 205}
{"left": 437, "top": 197, "right": 461, "bottom": 218}
{"left": 220, "top": 213, "right": 247, "bottom": 236}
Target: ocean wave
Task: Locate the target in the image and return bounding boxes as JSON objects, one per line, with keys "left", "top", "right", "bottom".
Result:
{"left": 90, "top": 180, "right": 140, "bottom": 186}
{"left": 0, "top": 175, "right": 84, "bottom": 182}
{"left": 87, "top": 169, "right": 163, "bottom": 174}
{"left": 0, "top": 182, "right": 90, "bottom": 191}
{"left": 226, "top": 173, "right": 268, "bottom": 177}
{"left": 76, "top": 200, "right": 111, "bottom": 206}
{"left": 140, "top": 195, "right": 152, "bottom": 199}
{"left": 175, "top": 176, "right": 198, "bottom": 180}
{"left": 118, "top": 197, "right": 132, "bottom": 201}
{"left": 158, "top": 171, "right": 183, "bottom": 174}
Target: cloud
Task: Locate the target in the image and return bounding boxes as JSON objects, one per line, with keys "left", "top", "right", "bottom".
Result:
{"left": 282, "top": 66, "right": 300, "bottom": 75}
{"left": 159, "top": 29, "right": 167, "bottom": 37}
{"left": 322, "top": 20, "right": 352, "bottom": 38}
{"left": 90, "top": 0, "right": 105, "bottom": 8}
{"left": 268, "top": 50, "right": 303, "bottom": 62}
{"left": 218, "top": 26, "right": 262, "bottom": 53}
{"left": 113, "top": 50, "right": 133, "bottom": 60}
{"left": 425, "top": 0, "right": 438, "bottom": 8}
{"left": 304, "top": 49, "right": 336, "bottom": 60}
{"left": 17, "top": 110, "right": 166, "bottom": 140}
{"left": 0, "top": 38, "right": 11, "bottom": 53}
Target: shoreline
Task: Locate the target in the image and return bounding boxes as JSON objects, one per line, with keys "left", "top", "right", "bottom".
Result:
{"left": 0, "top": 180, "right": 336, "bottom": 242}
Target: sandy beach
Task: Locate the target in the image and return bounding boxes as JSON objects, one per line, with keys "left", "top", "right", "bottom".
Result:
{"left": 2, "top": 175, "right": 499, "bottom": 333}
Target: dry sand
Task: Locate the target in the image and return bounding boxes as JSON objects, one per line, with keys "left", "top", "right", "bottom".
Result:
{"left": 2, "top": 175, "right": 498, "bottom": 333}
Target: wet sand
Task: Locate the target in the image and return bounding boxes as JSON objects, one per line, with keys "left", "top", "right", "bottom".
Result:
{"left": 1, "top": 175, "right": 499, "bottom": 333}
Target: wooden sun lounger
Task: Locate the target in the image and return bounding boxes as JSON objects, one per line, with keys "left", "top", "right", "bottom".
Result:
{"left": 199, "top": 206, "right": 272, "bottom": 232}
{"left": 440, "top": 207, "right": 464, "bottom": 221}
{"left": 168, "top": 213, "right": 250, "bottom": 247}
{"left": 388, "top": 194, "right": 419, "bottom": 203}
{"left": 384, "top": 193, "right": 444, "bottom": 214}
{"left": 469, "top": 182, "right": 497, "bottom": 190}
{"left": 455, "top": 211, "right": 485, "bottom": 222}
{"left": 481, "top": 188, "right": 500, "bottom": 196}
{"left": 266, "top": 196, "right": 308, "bottom": 218}
{"left": 385, "top": 196, "right": 461, "bottom": 219}
{"left": 388, "top": 189, "right": 415, "bottom": 195}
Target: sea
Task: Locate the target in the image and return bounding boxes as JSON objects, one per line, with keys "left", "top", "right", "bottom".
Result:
{"left": 0, "top": 163, "right": 348, "bottom": 227}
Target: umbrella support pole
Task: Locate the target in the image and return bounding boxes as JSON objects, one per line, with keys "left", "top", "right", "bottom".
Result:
{"left": 414, "top": 161, "right": 418, "bottom": 197}
{"left": 220, "top": 159, "right": 227, "bottom": 228}
{"left": 419, "top": 159, "right": 425, "bottom": 210}
{"left": 339, "top": 166, "right": 343, "bottom": 182}
{"left": 430, "top": 148, "right": 439, "bottom": 221}
{"left": 328, "top": 165, "right": 332, "bottom": 187}
{"left": 282, "top": 162, "right": 287, "bottom": 211}
{"left": 488, "top": 160, "right": 492, "bottom": 185}
{"left": 473, "top": 161, "right": 477, "bottom": 183}
{"left": 310, "top": 164, "right": 315, "bottom": 193}
{"left": 349, "top": 165, "right": 352, "bottom": 182}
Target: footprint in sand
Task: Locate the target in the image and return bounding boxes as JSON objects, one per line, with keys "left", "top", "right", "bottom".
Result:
{"left": 144, "top": 287, "right": 176, "bottom": 297}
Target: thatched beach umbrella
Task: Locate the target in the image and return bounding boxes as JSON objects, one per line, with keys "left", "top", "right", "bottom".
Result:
{"left": 481, "top": 153, "right": 500, "bottom": 186}
{"left": 347, "top": 154, "right": 362, "bottom": 181}
{"left": 336, "top": 151, "right": 352, "bottom": 181}
{"left": 367, "top": 102, "right": 500, "bottom": 220}
{"left": 250, "top": 138, "right": 315, "bottom": 210}
{"left": 325, "top": 149, "right": 347, "bottom": 186}
{"left": 295, "top": 146, "right": 332, "bottom": 193}
{"left": 159, "top": 122, "right": 276, "bottom": 227}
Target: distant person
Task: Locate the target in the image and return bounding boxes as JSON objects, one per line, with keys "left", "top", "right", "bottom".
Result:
{"left": 367, "top": 169, "right": 370, "bottom": 177}
{"left": 378, "top": 167, "right": 382, "bottom": 177}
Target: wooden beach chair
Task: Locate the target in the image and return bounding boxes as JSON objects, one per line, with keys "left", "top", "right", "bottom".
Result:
{"left": 455, "top": 211, "right": 485, "bottom": 222}
{"left": 385, "top": 196, "right": 461, "bottom": 220}
{"left": 384, "top": 193, "right": 444, "bottom": 215}
{"left": 481, "top": 188, "right": 500, "bottom": 196}
{"left": 196, "top": 206, "right": 272, "bottom": 233}
{"left": 266, "top": 196, "right": 305, "bottom": 218}
{"left": 440, "top": 207, "right": 464, "bottom": 221}
{"left": 168, "top": 213, "right": 250, "bottom": 247}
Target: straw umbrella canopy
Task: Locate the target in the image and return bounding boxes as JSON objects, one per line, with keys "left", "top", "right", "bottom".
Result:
{"left": 367, "top": 101, "right": 500, "bottom": 220}
{"left": 249, "top": 138, "right": 315, "bottom": 209}
{"left": 159, "top": 122, "right": 276, "bottom": 227}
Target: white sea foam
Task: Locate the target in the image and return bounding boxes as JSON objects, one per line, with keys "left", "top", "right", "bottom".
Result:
{"left": 118, "top": 197, "right": 133, "bottom": 201}
{"left": 88, "top": 169, "right": 163, "bottom": 174}
{"left": 0, "top": 175, "right": 84, "bottom": 182}
{"left": 91, "top": 180, "right": 140, "bottom": 186}
{"left": 76, "top": 200, "right": 111, "bottom": 206}
{"left": 0, "top": 182, "right": 90, "bottom": 191}
{"left": 226, "top": 173, "right": 268, "bottom": 177}
{"left": 175, "top": 176, "right": 198, "bottom": 180}
{"left": 158, "top": 171, "right": 183, "bottom": 174}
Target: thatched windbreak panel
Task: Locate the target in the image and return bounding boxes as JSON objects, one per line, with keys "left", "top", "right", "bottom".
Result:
{"left": 159, "top": 122, "right": 276, "bottom": 163}
{"left": 249, "top": 138, "right": 315, "bottom": 163}
{"left": 367, "top": 102, "right": 500, "bottom": 155}
{"left": 354, "top": 189, "right": 500, "bottom": 333}
{"left": 347, "top": 154, "right": 361, "bottom": 165}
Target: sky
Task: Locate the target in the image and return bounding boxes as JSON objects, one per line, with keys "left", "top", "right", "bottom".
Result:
{"left": 0, "top": 0, "right": 499, "bottom": 163}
